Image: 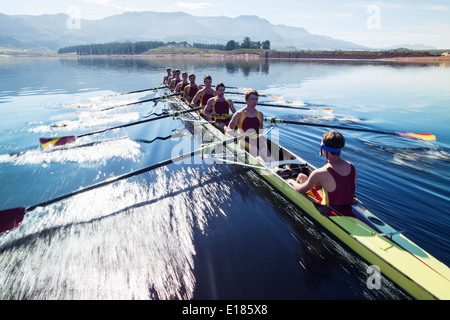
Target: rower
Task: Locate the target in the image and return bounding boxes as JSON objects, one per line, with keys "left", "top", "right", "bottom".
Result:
{"left": 174, "top": 71, "right": 189, "bottom": 96}
{"left": 183, "top": 73, "right": 202, "bottom": 104}
{"left": 191, "top": 75, "right": 216, "bottom": 113}
{"left": 163, "top": 68, "right": 171, "bottom": 85}
{"left": 169, "top": 69, "right": 181, "bottom": 91}
{"left": 166, "top": 68, "right": 175, "bottom": 87}
{"left": 225, "top": 89, "right": 273, "bottom": 162}
{"left": 203, "top": 83, "right": 237, "bottom": 132}
{"left": 287, "top": 131, "right": 357, "bottom": 206}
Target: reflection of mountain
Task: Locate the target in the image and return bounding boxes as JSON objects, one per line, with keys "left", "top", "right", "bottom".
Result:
{"left": 0, "top": 11, "right": 366, "bottom": 51}
{"left": 67, "top": 56, "right": 269, "bottom": 73}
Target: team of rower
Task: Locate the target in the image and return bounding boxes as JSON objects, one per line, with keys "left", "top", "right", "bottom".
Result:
{"left": 163, "top": 68, "right": 357, "bottom": 207}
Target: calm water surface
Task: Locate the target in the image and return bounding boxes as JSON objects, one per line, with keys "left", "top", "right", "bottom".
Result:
{"left": 0, "top": 56, "right": 448, "bottom": 300}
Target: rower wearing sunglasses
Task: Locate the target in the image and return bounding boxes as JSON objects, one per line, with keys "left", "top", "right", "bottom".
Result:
{"left": 288, "top": 130, "right": 357, "bottom": 206}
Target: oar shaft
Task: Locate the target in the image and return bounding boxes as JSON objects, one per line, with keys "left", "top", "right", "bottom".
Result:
{"left": 234, "top": 101, "right": 316, "bottom": 111}
{"left": 120, "top": 86, "right": 168, "bottom": 95}
{"left": 102, "top": 86, "right": 169, "bottom": 98}
{"left": 27, "top": 148, "right": 200, "bottom": 212}
{"left": 1, "top": 132, "right": 250, "bottom": 233}
{"left": 100, "top": 93, "right": 179, "bottom": 111}
{"left": 29, "top": 134, "right": 243, "bottom": 212}
{"left": 266, "top": 118, "right": 395, "bottom": 136}
{"left": 265, "top": 117, "right": 436, "bottom": 140}
{"left": 77, "top": 107, "right": 201, "bottom": 138}
{"left": 225, "top": 92, "right": 273, "bottom": 97}
{"left": 122, "top": 93, "right": 179, "bottom": 107}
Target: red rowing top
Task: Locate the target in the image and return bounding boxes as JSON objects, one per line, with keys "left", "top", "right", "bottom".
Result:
{"left": 325, "top": 163, "right": 356, "bottom": 205}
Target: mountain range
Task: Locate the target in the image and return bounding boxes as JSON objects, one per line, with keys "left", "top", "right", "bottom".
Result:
{"left": 0, "top": 11, "right": 436, "bottom": 52}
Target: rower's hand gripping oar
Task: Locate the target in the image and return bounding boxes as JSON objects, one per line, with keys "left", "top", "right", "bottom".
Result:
{"left": 0, "top": 134, "right": 247, "bottom": 234}
{"left": 40, "top": 106, "right": 201, "bottom": 149}
{"left": 233, "top": 101, "right": 332, "bottom": 113}
{"left": 264, "top": 117, "right": 436, "bottom": 141}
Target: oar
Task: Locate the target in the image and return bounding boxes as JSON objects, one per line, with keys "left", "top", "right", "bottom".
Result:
{"left": 98, "top": 93, "right": 179, "bottom": 112}
{"left": 69, "top": 93, "right": 178, "bottom": 110}
{"left": 68, "top": 86, "right": 170, "bottom": 107}
{"left": 213, "top": 85, "right": 246, "bottom": 90}
{"left": 225, "top": 91, "right": 282, "bottom": 98}
{"left": 39, "top": 107, "right": 202, "bottom": 149}
{"left": 0, "top": 134, "right": 246, "bottom": 234}
{"left": 264, "top": 117, "right": 436, "bottom": 141}
{"left": 136, "top": 129, "right": 189, "bottom": 144}
{"left": 106, "top": 85, "right": 168, "bottom": 97}
{"left": 234, "top": 101, "right": 332, "bottom": 112}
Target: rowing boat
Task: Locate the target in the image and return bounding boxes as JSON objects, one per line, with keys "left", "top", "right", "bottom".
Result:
{"left": 166, "top": 93, "right": 450, "bottom": 300}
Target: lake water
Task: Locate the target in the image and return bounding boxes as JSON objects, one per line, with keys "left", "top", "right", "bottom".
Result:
{"left": 0, "top": 56, "right": 449, "bottom": 300}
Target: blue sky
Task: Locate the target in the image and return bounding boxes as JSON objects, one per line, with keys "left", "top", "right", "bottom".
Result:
{"left": 1, "top": 0, "right": 449, "bottom": 48}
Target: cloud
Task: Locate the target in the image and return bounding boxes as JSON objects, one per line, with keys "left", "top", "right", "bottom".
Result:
{"left": 176, "top": 2, "right": 213, "bottom": 10}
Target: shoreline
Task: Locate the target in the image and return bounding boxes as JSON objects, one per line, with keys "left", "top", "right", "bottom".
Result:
{"left": 2, "top": 53, "right": 450, "bottom": 65}
{"left": 378, "top": 55, "right": 450, "bottom": 64}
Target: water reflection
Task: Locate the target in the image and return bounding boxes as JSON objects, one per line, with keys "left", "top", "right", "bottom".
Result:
{"left": 62, "top": 56, "right": 271, "bottom": 76}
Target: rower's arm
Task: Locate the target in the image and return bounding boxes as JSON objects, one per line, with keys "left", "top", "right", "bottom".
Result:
{"left": 203, "top": 99, "right": 214, "bottom": 117}
{"left": 183, "top": 86, "right": 189, "bottom": 101}
{"left": 288, "top": 171, "right": 321, "bottom": 194}
{"left": 229, "top": 101, "right": 237, "bottom": 114}
{"left": 224, "top": 112, "right": 241, "bottom": 136}
{"left": 191, "top": 90, "right": 202, "bottom": 108}
{"left": 169, "top": 79, "right": 175, "bottom": 91}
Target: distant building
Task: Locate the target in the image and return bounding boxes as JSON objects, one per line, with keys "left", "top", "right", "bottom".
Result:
{"left": 442, "top": 52, "right": 449, "bottom": 56}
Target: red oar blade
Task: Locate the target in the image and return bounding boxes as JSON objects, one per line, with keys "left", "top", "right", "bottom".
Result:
{"left": 395, "top": 132, "right": 436, "bottom": 141}
{"left": 40, "top": 136, "right": 77, "bottom": 149}
{"left": 0, "top": 207, "right": 26, "bottom": 234}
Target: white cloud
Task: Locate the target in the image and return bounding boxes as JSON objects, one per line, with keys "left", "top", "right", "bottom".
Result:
{"left": 176, "top": 2, "right": 213, "bottom": 10}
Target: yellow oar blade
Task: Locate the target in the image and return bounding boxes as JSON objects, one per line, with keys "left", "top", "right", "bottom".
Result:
{"left": 40, "top": 136, "right": 77, "bottom": 149}
{"left": 396, "top": 132, "right": 436, "bottom": 141}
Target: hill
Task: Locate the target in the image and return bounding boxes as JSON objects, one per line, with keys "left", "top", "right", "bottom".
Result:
{"left": 0, "top": 11, "right": 367, "bottom": 51}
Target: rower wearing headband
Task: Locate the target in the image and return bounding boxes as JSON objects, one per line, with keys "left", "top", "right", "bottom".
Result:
{"left": 288, "top": 130, "right": 357, "bottom": 206}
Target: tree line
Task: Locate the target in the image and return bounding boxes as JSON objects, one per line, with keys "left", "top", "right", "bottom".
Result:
{"left": 58, "top": 37, "right": 270, "bottom": 55}
{"left": 58, "top": 41, "right": 166, "bottom": 55}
